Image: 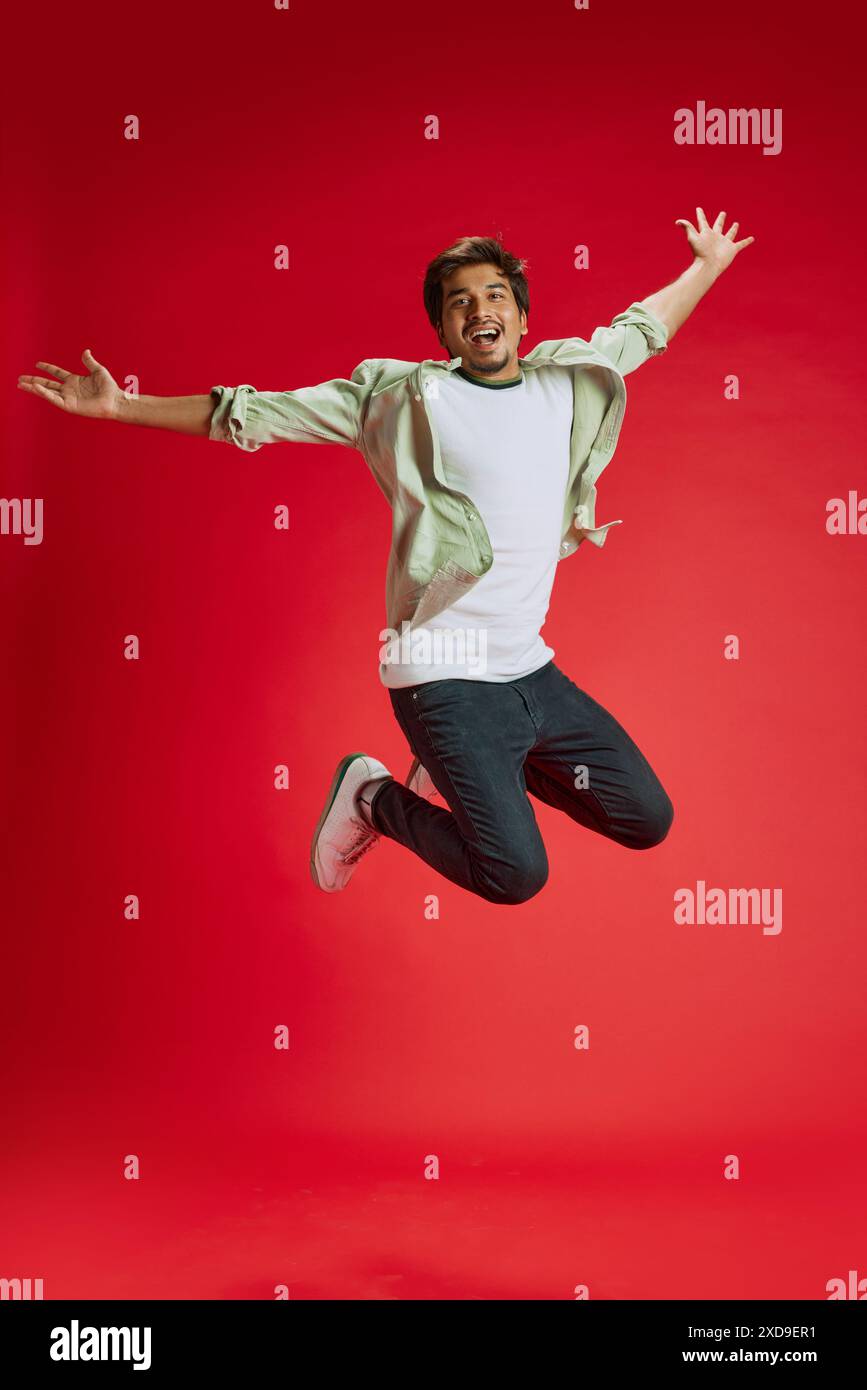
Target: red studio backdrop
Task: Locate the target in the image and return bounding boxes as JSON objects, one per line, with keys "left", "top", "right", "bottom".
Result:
{"left": 1, "top": 0, "right": 865, "bottom": 1301}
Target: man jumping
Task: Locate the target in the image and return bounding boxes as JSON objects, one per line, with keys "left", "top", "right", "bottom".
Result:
{"left": 17, "top": 208, "right": 754, "bottom": 904}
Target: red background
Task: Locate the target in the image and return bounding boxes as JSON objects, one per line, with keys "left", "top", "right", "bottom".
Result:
{"left": 2, "top": 0, "right": 865, "bottom": 1299}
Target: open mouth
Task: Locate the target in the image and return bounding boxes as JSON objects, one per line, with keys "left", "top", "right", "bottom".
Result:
{"left": 466, "top": 326, "right": 501, "bottom": 351}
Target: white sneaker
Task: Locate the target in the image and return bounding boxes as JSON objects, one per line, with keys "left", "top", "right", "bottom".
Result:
{"left": 310, "top": 753, "right": 392, "bottom": 892}
{"left": 405, "top": 755, "right": 442, "bottom": 803}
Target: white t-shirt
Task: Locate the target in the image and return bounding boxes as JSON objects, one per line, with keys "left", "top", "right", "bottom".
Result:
{"left": 380, "top": 362, "right": 573, "bottom": 688}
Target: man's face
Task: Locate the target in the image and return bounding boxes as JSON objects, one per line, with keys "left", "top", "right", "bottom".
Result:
{"left": 437, "top": 261, "right": 528, "bottom": 380}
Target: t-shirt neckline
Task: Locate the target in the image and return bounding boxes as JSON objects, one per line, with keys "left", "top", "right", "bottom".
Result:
{"left": 453, "top": 363, "right": 524, "bottom": 390}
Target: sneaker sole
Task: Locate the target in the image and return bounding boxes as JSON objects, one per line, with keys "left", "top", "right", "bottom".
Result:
{"left": 310, "top": 751, "right": 369, "bottom": 891}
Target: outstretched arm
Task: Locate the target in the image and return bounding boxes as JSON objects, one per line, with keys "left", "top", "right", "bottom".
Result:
{"left": 17, "top": 350, "right": 371, "bottom": 450}
{"left": 641, "top": 207, "right": 755, "bottom": 340}
{"left": 17, "top": 350, "right": 213, "bottom": 434}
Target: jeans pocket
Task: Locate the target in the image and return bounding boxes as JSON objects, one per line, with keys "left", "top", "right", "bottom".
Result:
{"left": 405, "top": 678, "right": 454, "bottom": 713}
{"left": 389, "top": 688, "right": 426, "bottom": 748}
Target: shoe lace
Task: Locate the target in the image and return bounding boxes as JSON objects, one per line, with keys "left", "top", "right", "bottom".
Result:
{"left": 342, "top": 821, "right": 380, "bottom": 866}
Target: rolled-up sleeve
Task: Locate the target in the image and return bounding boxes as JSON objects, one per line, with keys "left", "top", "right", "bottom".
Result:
{"left": 208, "top": 363, "right": 371, "bottom": 453}
{"left": 588, "top": 300, "right": 669, "bottom": 376}
{"left": 208, "top": 384, "right": 261, "bottom": 451}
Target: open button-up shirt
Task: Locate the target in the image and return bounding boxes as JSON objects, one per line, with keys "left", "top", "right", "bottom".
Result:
{"left": 208, "top": 299, "right": 669, "bottom": 632}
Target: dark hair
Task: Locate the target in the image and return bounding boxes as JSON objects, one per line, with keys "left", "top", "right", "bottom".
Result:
{"left": 422, "top": 235, "right": 530, "bottom": 338}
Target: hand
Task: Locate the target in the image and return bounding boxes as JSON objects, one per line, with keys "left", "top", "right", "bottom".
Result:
{"left": 674, "top": 207, "right": 755, "bottom": 273}
{"left": 17, "top": 349, "right": 124, "bottom": 420}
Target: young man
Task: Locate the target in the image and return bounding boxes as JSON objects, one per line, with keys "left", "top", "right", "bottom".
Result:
{"left": 17, "top": 208, "right": 754, "bottom": 905}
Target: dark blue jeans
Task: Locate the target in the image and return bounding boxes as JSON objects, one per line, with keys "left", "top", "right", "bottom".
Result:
{"left": 369, "top": 659, "right": 674, "bottom": 905}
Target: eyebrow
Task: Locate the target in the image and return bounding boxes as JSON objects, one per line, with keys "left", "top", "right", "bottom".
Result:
{"left": 445, "top": 281, "right": 509, "bottom": 301}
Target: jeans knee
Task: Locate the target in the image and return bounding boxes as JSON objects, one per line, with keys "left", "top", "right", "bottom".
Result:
{"left": 630, "top": 793, "right": 674, "bottom": 849}
{"left": 496, "top": 865, "right": 549, "bottom": 904}
{"left": 477, "top": 850, "right": 549, "bottom": 905}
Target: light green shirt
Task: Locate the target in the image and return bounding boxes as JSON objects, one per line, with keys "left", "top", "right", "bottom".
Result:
{"left": 208, "top": 299, "right": 669, "bottom": 633}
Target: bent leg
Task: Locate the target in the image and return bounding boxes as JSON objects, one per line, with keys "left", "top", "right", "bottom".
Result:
{"left": 373, "top": 680, "right": 549, "bottom": 904}
{"left": 522, "top": 662, "right": 674, "bottom": 850}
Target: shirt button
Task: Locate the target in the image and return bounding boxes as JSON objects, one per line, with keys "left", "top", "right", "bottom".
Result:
{"left": 414, "top": 393, "right": 421, "bottom": 401}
